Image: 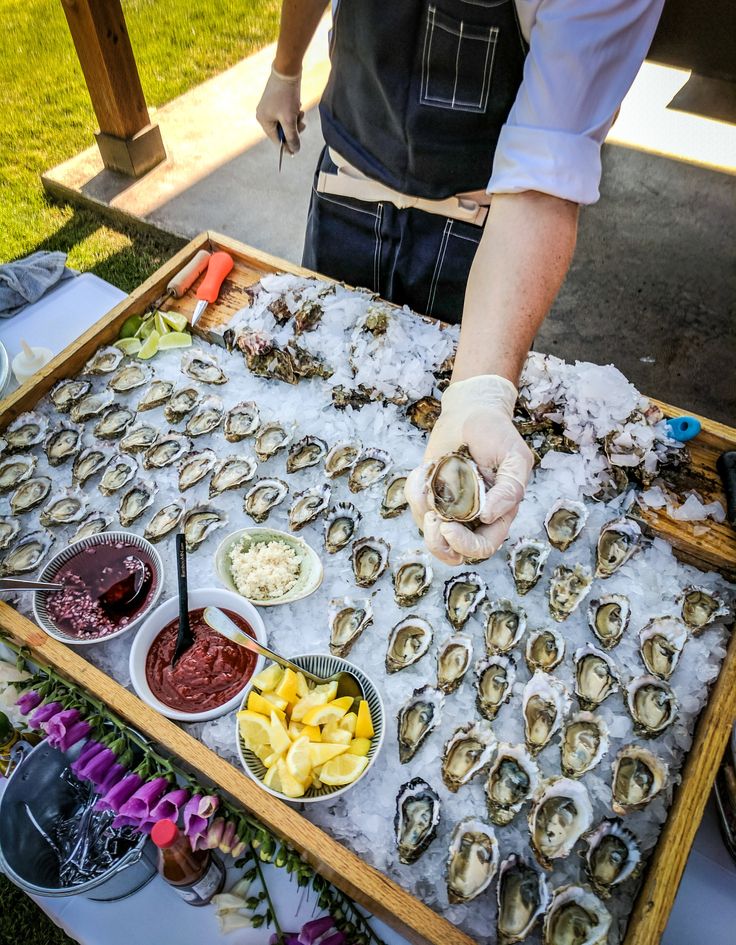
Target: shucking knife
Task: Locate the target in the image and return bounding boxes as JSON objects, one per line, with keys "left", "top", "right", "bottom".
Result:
{"left": 150, "top": 249, "right": 212, "bottom": 312}
{"left": 717, "top": 451, "right": 736, "bottom": 527}
{"left": 277, "top": 123, "right": 286, "bottom": 173}
{"left": 191, "top": 251, "right": 235, "bottom": 327}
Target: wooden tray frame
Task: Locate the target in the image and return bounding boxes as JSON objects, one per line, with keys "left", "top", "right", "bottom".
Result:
{"left": 1, "top": 231, "right": 735, "bottom": 945}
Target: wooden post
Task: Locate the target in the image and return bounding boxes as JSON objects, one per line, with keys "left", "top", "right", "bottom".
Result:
{"left": 61, "top": 0, "right": 166, "bottom": 177}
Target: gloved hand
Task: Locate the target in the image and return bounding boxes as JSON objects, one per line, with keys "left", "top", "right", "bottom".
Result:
{"left": 405, "top": 375, "right": 534, "bottom": 565}
{"left": 255, "top": 64, "right": 306, "bottom": 155}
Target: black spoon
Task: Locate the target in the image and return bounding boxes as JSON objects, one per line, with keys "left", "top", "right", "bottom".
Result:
{"left": 172, "top": 534, "right": 194, "bottom": 665}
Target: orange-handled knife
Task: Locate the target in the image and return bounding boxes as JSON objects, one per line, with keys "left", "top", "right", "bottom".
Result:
{"left": 191, "top": 251, "right": 234, "bottom": 326}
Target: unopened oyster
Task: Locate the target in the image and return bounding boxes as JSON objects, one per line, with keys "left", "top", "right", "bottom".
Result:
{"left": 526, "top": 628, "right": 565, "bottom": 673}
{"left": 394, "top": 778, "right": 440, "bottom": 864}
{"left": 407, "top": 396, "right": 441, "bottom": 433}
{"left": 627, "top": 675, "right": 677, "bottom": 736}
{"left": 560, "top": 712, "right": 609, "bottom": 778}
{"left": 164, "top": 387, "right": 200, "bottom": 424}
{"left": 544, "top": 499, "right": 588, "bottom": 551}
{"left": 441, "top": 720, "right": 495, "bottom": 792}
{"left": 324, "top": 503, "right": 362, "bottom": 553}
{"left": 583, "top": 819, "right": 641, "bottom": 897}
{"left": 93, "top": 405, "right": 135, "bottom": 440}
{"left": 639, "top": 617, "right": 687, "bottom": 679}
{"left": 348, "top": 447, "right": 392, "bottom": 492}
{"left": 39, "top": 488, "right": 88, "bottom": 527}
{"left": 144, "top": 499, "right": 187, "bottom": 543}
{"left": 328, "top": 597, "right": 373, "bottom": 657}
{"left": 595, "top": 517, "right": 642, "bottom": 578}
{"left": 98, "top": 454, "right": 137, "bottom": 496}
{"left": 254, "top": 422, "right": 292, "bottom": 462}
{"left": 444, "top": 572, "right": 486, "bottom": 629}
{"left": 393, "top": 554, "right": 432, "bottom": 607}
{"left": 436, "top": 633, "right": 473, "bottom": 694}
{"left": 108, "top": 362, "right": 152, "bottom": 392}
{"left": 0, "top": 454, "right": 36, "bottom": 492}
{"left": 427, "top": 448, "right": 484, "bottom": 524}
{"left": 137, "top": 379, "right": 174, "bottom": 411}
{"left": 179, "top": 449, "right": 218, "bottom": 492}
{"left": 143, "top": 433, "right": 192, "bottom": 470}
{"left": 486, "top": 744, "right": 539, "bottom": 826}
{"left": 548, "top": 563, "right": 592, "bottom": 621}
{"left": 70, "top": 390, "right": 114, "bottom": 423}
{"left": 611, "top": 745, "right": 668, "bottom": 814}
{"left": 0, "top": 516, "right": 21, "bottom": 551}
{"left": 224, "top": 401, "right": 260, "bottom": 442}
{"left": 380, "top": 473, "right": 408, "bottom": 518}
{"left": 10, "top": 477, "right": 51, "bottom": 514}
{"left": 185, "top": 395, "right": 224, "bottom": 437}
{"left": 50, "top": 378, "right": 91, "bottom": 412}
{"left": 288, "top": 483, "right": 331, "bottom": 531}
{"left": 181, "top": 349, "right": 228, "bottom": 385}
{"left": 508, "top": 538, "right": 550, "bottom": 594}
{"left": 446, "top": 819, "right": 498, "bottom": 904}
{"left": 118, "top": 481, "right": 156, "bottom": 527}
{"left": 542, "top": 885, "right": 611, "bottom": 945}
{"left": 574, "top": 645, "right": 619, "bottom": 710}
{"left": 0, "top": 530, "right": 54, "bottom": 576}
{"left": 386, "top": 615, "right": 433, "bottom": 673}
{"left": 286, "top": 436, "right": 327, "bottom": 473}
{"left": 680, "top": 585, "right": 730, "bottom": 633}
{"left": 44, "top": 423, "right": 81, "bottom": 466}
{"left": 397, "top": 686, "right": 444, "bottom": 763}
{"left": 73, "top": 514, "right": 113, "bottom": 541}
{"left": 482, "top": 598, "right": 526, "bottom": 654}
{"left": 183, "top": 505, "right": 227, "bottom": 552}
{"left": 351, "top": 536, "right": 390, "bottom": 587}
{"left": 5, "top": 412, "right": 47, "bottom": 451}
{"left": 476, "top": 656, "right": 516, "bottom": 721}
{"left": 587, "top": 595, "right": 630, "bottom": 649}
{"left": 324, "top": 441, "right": 360, "bottom": 479}
{"left": 523, "top": 672, "right": 570, "bottom": 755}
{"left": 528, "top": 778, "right": 593, "bottom": 869}
{"left": 496, "top": 854, "right": 549, "bottom": 944}
{"left": 209, "top": 456, "right": 257, "bottom": 497}
{"left": 83, "top": 346, "right": 123, "bottom": 375}
{"left": 244, "top": 478, "right": 289, "bottom": 523}
{"left": 119, "top": 423, "right": 158, "bottom": 454}
{"left": 72, "top": 447, "right": 109, "bottom": 487}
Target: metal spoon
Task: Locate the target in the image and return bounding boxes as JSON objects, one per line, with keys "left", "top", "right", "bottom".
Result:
{"left": 0, "top": 578, "right": 64, "bottom": 592}
{"left": 203, "top": 607, "right": 364, "bottom": 704}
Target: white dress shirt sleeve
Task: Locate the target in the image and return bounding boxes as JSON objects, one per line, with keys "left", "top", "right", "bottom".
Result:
{"left": 488, "top": 0, "right": 665, "bottom": 204}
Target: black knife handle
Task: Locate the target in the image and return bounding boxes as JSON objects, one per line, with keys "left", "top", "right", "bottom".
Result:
{"left": 716, "top": 451, "right": 736, "bottom": 527}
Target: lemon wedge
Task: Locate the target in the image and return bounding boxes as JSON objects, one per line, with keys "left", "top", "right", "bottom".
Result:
{"left": 276, "top": 668, "right": 299, "bottom": 704}
{"left": 308, "top": 743, "right": 349, "bottom": 767}
{"left": 321, "top": 721, "right": 352, "bottom": 746}
{"left": 302, "top": 701, "right": 350, "bottom": 727}
{"left": 347, "top": 737, "right": 372, "bottom": 757}
{"left": 286, "top": 736, "right": 313, "bottom": 784}
{"left": 319, "top": 754, "right": 369, "bottom": 786}
{"left": 137, "top": 329, "right": 161, "bottom": 360}
{"left": 355, "top": 700, "right": 375, "bottom": 739}
{"left": 238, "top": 710, "right": 272, "bottom": 752}
{"left": 263, "top": 761, "right": 283, "bottom": 792}
{"left": 291, "top": 689, "right": 331, "bottom": 722}
{"left": 247, "top": 691, "right": 284, "bottom": 721}
{"left": 278, "top": 761, "right": 307, "bottom": 798}
{"left": 252, "top": 664, "right": 284, "bottom": 693}
{"left": 269, "top": 710, "right": 292, "bottom": 756}
{"left": 340, "top": 712, "right": 358, "bottom": 735}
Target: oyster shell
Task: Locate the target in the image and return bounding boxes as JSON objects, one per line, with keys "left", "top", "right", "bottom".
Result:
{"left": 179, "top": 449, "right": 218, "bottom": 492}
{"left": 595, "top": 517, "right": 642, "bottom": 578}
{"left": 394, "top": 778, "right": 441, "bottom": 864}
{"left": 476, "top": 656, "right": 516, "bottom": 721}
{"left": 627, "top": 675, "right": 677, "bottom": 736}
{"left": 611, "top": 745, "right": 668, "bottom": 814}
{"left": 137, "top": 379, "right": 174, "bottom": 411}
{"left": 72, "top": 447, "right": 110, "bottom": 487}
{"left": 119, "top": 423, "right": 158, "bottom": 454}
{"left": 544, "top": 499, "right": 588, "bottom": 551}
{"left": 523, "top": 672, "right": 570, "bottom": 755}
{"left": 143, "top": 433, "right": 192, "bottom": 469}
{"left": 286, "top": 436, "right": 327, "bottom": 473}
{"left": 542, "top": 885, "right": 611, "bottom": 945}
{"left": 444, "top": 572, "right": 486, "bottom": 629}
{"left": 73, "top": 514, "right": 113, "bottom": 541}
{"left": 184, "top": 395, "right": 224, "bottom": 437}
{"left": 397, "top": 685, "right": 444, "bottom": 763}
{"left": 639, "top": 617, "right": 687, "bottom": 679}
{"left": 407, "top": 396, "right": 441, "bottom": 432}
{"left": 0, "top": 454, "right": 36, "bottom": 492}
{"left": 181, "top": 349, "right": 228, "bottom": 385}
{"left": 10, "top": 476, "right": 51, "bottom": 514}
{"left": 427, "top": 448, "right": 485, "bottom": 524}
{"left": 526, "top": 628, "right": 565, "bottom": 673}
{"left": 70, "top": 390, "right": 114, "bottom": 423}
{"left": 548, "top": 563, "right": 593, "bottom": 621}
{"left": 328, "top": 597, "right": 373, "bottom": 657}
{"left": 324, "top": 502, "right": 362, "bottom": 553}
{"left": 386, "top": 615, "right": 433, "bottom": 674}
{"left": 508, "top": 538, "right": 550, "bottom": 594}
{"left": 583, "top": 819, "right": 641, "bottom": 897}
{"left": 348, "top": 447, "right": 392, "bottom": 493}
{"left": 244, "top": 478, "right": 289, "bottom": 523}
{"left": 436, "top": 633, "right": 473, "bottom": 694}
{"left": 82, "top": 346, "right": 123, "bottom": 375}
{"left": 324, "top": 441, "right": 360, "bottom": 479}
{"left": 0, "top": 530, "right": 54, "bottom": 576}
{"left": 486, "top": 743, "right": 540, "bottom": 826}
{"left": 183, "top": 505, "right": 227, "bottom": 552}
{"left": 254, "top": 422, "right": 292, "bottom": 462}
{"left": 446, "top": 819, "right": 498, "bottom": 904}
{"left": 0, "top": 516, "right": 21, "bottom": 551}
{"left": 441, "top": 720, "right": 495, "bottom": 792}
{"left": 5, "top": 412, "right": 47, "bottom": 451}
{"left": 164, "top": 387, "right": 201, "bottom": 424}
{"left": 560, "top": 712, "right": 609, "bottom": 778}
{"left": 39, "top": 488, "right": 88, "bottom": 527}
{"left": 587, "top": 595, "right": 631, "bottom": 649}
{"left": 50, "top": 378, "right": 91, "bottom": 412}
{"left": 496, "top": 854, "right": 549, "bottom": 944}
{"left": 44, "top": 423, "right": 81, "bottom": 466}
{"left": 351, "top": 536, "right": 390, "bottom": 587}
{"left": 392, "top": 554, "right": 432, "bottom": 607}
{"left": 209, "top": 456, "right": 257, "bottom": 497}
{"left": 93, "top": 405, "right": 135, "bottom": 440}
{"left": 380, "top": 473, "right": 409, "bottom": 518}
{"left": 288, "top": 483, "right": 331, "bottom": 531}
{"left": 98, "top": 454, "right": 137, "bottom": 496}
{"left": 108, "top": 362, "right": 152, "bottom": 393}
{"left": 118, "top": 480, "right": 156, "bottom": 528}
{"left": 529, "top": 778, "right": 594, "bottom": 869}
{"left": 680, "top": 585, "right": 730, "bottom": 633}
{"left": 574, "top": 645, "right": 619, "bottom": 710}
{"left": 144, "top": 499, "right": 187, "bottom": 543}
{"left": 480, "top": 598, "right": 526, "bottom": 654}
{"left": 224, "top": 401, "right": 260, "bottom": 442}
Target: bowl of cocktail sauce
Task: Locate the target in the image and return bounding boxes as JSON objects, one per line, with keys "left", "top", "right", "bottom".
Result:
{"left": 129, "top": 587, "right": 267, "bottom": 722}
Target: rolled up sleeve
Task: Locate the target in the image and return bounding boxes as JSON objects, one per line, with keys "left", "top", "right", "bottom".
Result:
{"left": 488, "top": 0, "right": 665, "bottom": 204}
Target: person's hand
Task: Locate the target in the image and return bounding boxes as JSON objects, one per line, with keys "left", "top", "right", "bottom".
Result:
{"left": 405, "top": 375, "right": 534, "bottom": 565}
{"left": 256, "top": 64, "right": 306, "bottom": 155}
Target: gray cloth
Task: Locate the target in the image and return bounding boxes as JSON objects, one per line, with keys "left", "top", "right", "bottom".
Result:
{"left": 0, "top": 251, "right": 77, "bottom": 318}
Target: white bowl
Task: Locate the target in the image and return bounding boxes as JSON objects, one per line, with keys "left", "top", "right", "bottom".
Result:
{"left": 129, "top": 587, "right": 267, "bottom": 722}
{"left": 235, "top": 653, "right": 385, "bottom": 804}
{"left": 215, "top": 527, "right": 323, "bottom": 607}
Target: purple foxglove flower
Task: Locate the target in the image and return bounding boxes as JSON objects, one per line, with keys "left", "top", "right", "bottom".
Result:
{"left": 148, "top": 787, "right": 190, "bottom": 825}
{"left": 71, "top": 740, "right": 105, "bottom": 778}
{"left": 28, "top": 700, "right": 62, "bottom": 729}
{"left": 96, "top": 761, "right": 128, "bottom": 797}
{"left": 112, "top": 812, "right": 144, "bottom": 831}
{"left": 205, "top": 816, "right": 225, "bottom": 850}
{"left": 298, "top": 917, "right": 337, "bottom": 945}
{"left": 16, "top": 690, "right": 41, "bottom": 715}
{"left": 95, "top": 771, "right": 144, "bottom": 813}
{"left": 183, "top": 794, "right": 218, "bottom": 846}
{"left": 45, "top": 708, "right": 91, "bottom": 751}
{"left": 75, "top": 746, "right": 117, "bottom": 784}
{"left": 218, "top": 819, "right": 236, "bottom": 854}
{"left": 117, "top": 776, "right": 169, "bottom": 824}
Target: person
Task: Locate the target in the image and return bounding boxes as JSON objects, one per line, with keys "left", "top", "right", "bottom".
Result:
{"left": 256, "top": 0, "right": 664, "bottom": 565}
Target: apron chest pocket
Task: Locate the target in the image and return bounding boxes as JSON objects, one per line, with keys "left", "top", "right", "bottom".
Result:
{"left": 420, "top": 5, "right": 499, "bottom": 113}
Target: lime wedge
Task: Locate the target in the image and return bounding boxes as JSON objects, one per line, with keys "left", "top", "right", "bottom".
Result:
{"left": 153, "top": 312, "right": 170, "bottom": 336}
{"left": 119, "top": 314, "right": 143, "bottom": 339}
{"left": 161, "top": 310, "right": 189, "bottom": 333}
{"left": 114, "top": 337, "right": 142, "bottom": 355}
{"left": 136, "top": 317, "right": 156, "bottom": 340}
{"left": 158, "top": 331, "right": 192, "bottom": 350}
{"left": 137, "top": 329, "right": 161, "bottom": 359}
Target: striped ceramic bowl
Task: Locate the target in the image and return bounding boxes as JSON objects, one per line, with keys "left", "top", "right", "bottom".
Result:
{"left": 236, "top": 653, "right": 385, "bottom": 803}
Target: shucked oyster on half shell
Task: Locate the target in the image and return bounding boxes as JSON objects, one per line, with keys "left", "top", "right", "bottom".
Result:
{"left": 288, "top": 483, "right": 331, "bottom": 531}
{"left": 244, "top": 478, "right": 288, "bottom": 523}
{"left": 209, "top": 455, "right": 257, "bottom": 497}
{"left": 93, "top": 404, "right": 136, "bottom": 440}
{"left": 486, "top": 743, "right": 540, "bottom": 826}
{"left": 329, "top": 597, "right": 373, "bottom": 657}
{"left": 0, "top": 516, "right": 21, "bottom": 552}
{"left": 436, "top": 633, "right": 473, "bottom": 694}
{"left": 164, "top": 386, "right": 201, "bottom": 424}
{"left": 680, "top": 585, "right": 730, "bottom": 634}
{"left": 446, "top": 819, "right": 498, "bottom": 904}
{"left": 0, "top": 454, "right": 37, "bottom": 492}
{"left": 72, "top": 446, "right": 110, "bottom": 487}
{"left": 254, "top": 422, "right": 292, "bottom": 462}
{"left": 73, "top": 514, "right": 113, "bottom": 541}
{"left": 525, "top": 627, "right": 565, "bottom": 673}
{"left": 50, "top": 378, "right": 91, "bottom": 413}
{"left": 541, "top": 884, "right": 611, "bottom": 945}
{"left": 179, "top": 449, "right": 218, "bottom": 492}
{"left": 386, "top": 615, "right": 433, "bottom": 674}
{"left": 144, "top": 499, "right": 187, "bottom": 544}
{"left": 286, "top": 435, "right": 327, "bottom": 473}
{"left": 583, "top": 818, "right": 642, "bottom": 898}
{"left": 10, "top": 476, "right": 51, "bottom": 515}
{"left": 119, "top": 423, "right": 158, "bottom": 455}
{"left": 626, "top": 674, "right": 677, "bottom": 736}
{"left": 380, "top": 473, "right": 409, "bottom": 518}
{"left": 351, "top": 536, "right": 390, "bottom": 587}
{"left": 392, "top": 553, "right": 433, "bottom": 607}
{"left": 5, "top": 412, "right": 48, "bottom": 452}
{"left": 183, "top": 505, "right": 227, "bottom": 552}
{"left": 70, "top": 390, "right": 115, "bottom": 424}
{"left": 548, "top": 563, "right": 593, "bottom": 622}
{"left": 82, "top": 345, "right": 123, "bottom": 375}
{"left": 348, "top": 447, "right": 392, "bottom": 493}
{"left": 543, "top": 499, "right": 588, "bottom": 551}
{"left": 181, "top": 349, "right": 228, "bottom": 385}
{"left": 184, "top": 395, "right": 224, "bottom": 437}
{"left": 324, "top": 440, "right": 361, "bottom": 479}
{"left": 39, "top": 487, "right": 88, "bottom": 527}
{"left": 595, "top": 517, "right": 642, "bottom": 578}
{"left": 523, "top": 671, "right": 570, "bottom": 756}
{"left": 397, "top": 685, "right": 444, "bottom": 763}
{"left": 137, "top": 379, "right": 174, "bottom": 411}
{"left": 639, "top": 617, "right": 687, "bottom": 679}
{"left": 143, "top": 433, "right": 192, "bottom": 469}
{"left": 444, "top": 572, "right": 486, "bottom": 629}
{"left": 528, "top": 777, "right": 594, "bottom": 870}
{"left": 611, "top": 744, "right": 668, "bottom": 814}
{"left": 476, "top": 656, "right": 516, "bottom": 721}
{"left": 44, "top": 423, "right": 82, "bottom": 467}
{"left": 394, "top": 777, "right": 441, "bottom": 864}
{"left": 0, "top": 530, "right": 54, "bottom": 577}
{"left": 508, "top": 538, "right": 550, "bottom": 594}
{"left": 574, "top": 644, "right": 619, "bottom": 710}
{"left": 482, "top": 598, "right": 526, "bottom": 655}
{"left": 496, "top": 854, "right": 549, "bottom": 945}
{"left": 587, "top": 594, "right": 631, "bottom": 649}
{"left": 224, "top": 401, "right": 260, "bottom": 442}
{"left": 107, "top": 362, "right": 152, "bottom": 393}
{"left": 324, "top": 502, "right": 362, "bottom": 553}
{"left": 98, "top": 453, "right": 137, "bottom": 496}
{"left": 441, "top": 720, "right": 495, "bottom": 792}
{"left": 118, "top": 480, "right": 156, "bottom": 528}
{"left": 427, "top": 447, "right": 485, "bottom": 524}
{"left": 560, "top": 712, "right": 609, "bottom": 778}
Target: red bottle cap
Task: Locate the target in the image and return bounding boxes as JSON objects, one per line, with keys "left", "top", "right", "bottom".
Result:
{"left": 151, "top": 819, "right": 180, "bottom": 849}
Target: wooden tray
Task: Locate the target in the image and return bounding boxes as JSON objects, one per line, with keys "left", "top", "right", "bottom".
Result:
{"left": 1, "top": 231, "right": 735, "bottom": 945}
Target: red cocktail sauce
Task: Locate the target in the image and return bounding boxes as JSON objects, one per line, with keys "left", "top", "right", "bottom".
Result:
{"left": 145, "top": 608, "right": 257, "bottom": 712}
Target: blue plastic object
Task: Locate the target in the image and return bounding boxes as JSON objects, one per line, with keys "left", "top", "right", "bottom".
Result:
{"left": 665, "top": 416, "right": 701, "bottom": 442}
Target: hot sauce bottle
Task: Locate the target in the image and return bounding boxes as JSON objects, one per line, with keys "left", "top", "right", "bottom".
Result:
{"left": 151, "top": 819, "right": 225, "bottom": 906}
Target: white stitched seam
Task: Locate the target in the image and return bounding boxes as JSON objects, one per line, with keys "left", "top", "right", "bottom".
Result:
{"left": 421, "top": 23, "right": 498, "bottom": 112}
{"left": 451, "top": 21, "right": 463, "bottom": 109}
{"left": 430, "top": 220, "right": 453, "bottom": 314}
{"left": 478, "top": 27, "right": 497, "bottom": 111}
{"left": 313, "top": 186, "right": 380, "bottom": 219}
{"left": 428, "top": 220, "right": 451, "bottom": 315}
{"left": 449, "top": 231, "right": 482, "bottom": 244}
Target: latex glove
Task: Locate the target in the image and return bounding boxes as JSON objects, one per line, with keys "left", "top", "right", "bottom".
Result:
{"left": 406, "top": 375, "right": 534, "bottom": 565}
{"left": 255, "top": 64, "right": 306, "bottom": 155}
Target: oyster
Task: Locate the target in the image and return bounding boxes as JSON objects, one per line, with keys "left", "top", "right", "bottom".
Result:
{"left": 529, "top": 778, "right": 594, "bottom": 869}
{"left": 293, "top": 298, "right": 324, "bottom": 333}
{"left": 288, "top": 483, "right": 331, "bottom": 531}
{"left": 181, "top": 349, "right": 228, "bottom": 385}
{"left": 680, "top": 585, "right": 730, "bottom": 633}
{"left": 143, "top": 433, "right": 192, "bottom": 469}
{"left": 611, "top": 745, "right": 668, "bottom": 814}
{"left": 0, "top": 530, "right": 54, "bottom": 576}
{"left": 72, "top": 447, "right": 110, "bottom": 487}
{"left": 119, "top": 423, "right": 158, "bottom": 454}
{"left": 179, "top": 449, "right": 218, "bottom": 492}
{"left": 82, "top": 346, "right": 123, "bottom": 375}
{"left": 542, "top": 885, "right": 611, "bottom": 945}
{"left": 441, "top": 720, "right": 495, "bottom": 792}
{"left": 0, "top": 516, "right": 21, "bottom": 551}
{"left": 444, "top": 572, "right": 486, "bottom": 630}
{"left": 496, "top": 855, "right": 549, "bottom": 945}
{"left": 244, "top": 478, "right": 289, "bottom": 523}
{"left": 118, "top": 481, "right": 156, "bottom": 528}
{"left": 44, "top": 423, "right": 81, "bottom": 466}
{"left": 397, "top": 685, "right": 444, "bottom": 763}
{"left": 560, "top": 712, "right": 609, "bottom": 778}
{"left": 394, "top": 778, "right": 441, "bottom": 865}
{"left": 137, "top": 379, "right": 174, "bottom": 411}
{"left": 476, "top": 656, "right": 516, "bottom": 721}
{"left": 486, "top": 743, "right": 540, "bottom": 826}
{"left": 5, "top": 412, "right": 47, "bottom": 451}
{"left": 523, "top": 672, "right": 570, "bottom": 755}
{"left": 587, "top": 595, "right": 630, "bottom": 649}
{"left": 184, "top": 395, "right": 224, "bottom": 437}
{"left": 324, "top": 502, "right": 362, "bottom": 553}
{"left": 10, "top": 477, "right": 51, "bottom": 514}
{"left": 98, "top": 454, "right": 138, "bottom": 496}
{"left": 286, "top": 436, "right": 327, "bottom": 473}
{"left": 427, "top": 448, "right": 484, "bottom": 523}
{"left": 328, "top": 597, "right": 373, "bottom": 657}
{"left": 0, "top": 454, "right": 36, "bottom": 492}
{"left": 209, "top": 456, "right": 257, "bottom": 497}
{"left": 50, "top": 378, "right": 91, "bottom": 412}
{"left": 583, "top": 819, "right": 641, "bottom": 897}
{"left": 435, "top": 633, "right": 472, "bottom": 694}
{"left": 351, "top": 536, "right": 390, "bottom": 587}
{"left": 574, "top": 645, "right": 619, "bottom": 710}
{"left": 627, "top": 675, "right": 677, "bottom": 736}
{"left": 544, "top": 499, "right": 588, "bottom": 551}
{"left": 144, "top": 499, "right": 187, "bottom": 543}
{"left": 108, "top": 362, "right": 152, "bottom": 393}
{"left": 386, "top": 615, "right": 433, "bottom": 674}
{"left": 393, "top": 554, "right": 432, "bottom": 607}
{"left": 183, "top": 505, "right": 227, "bottom": 552}
{"left": 164, "top": 387, "right": 201, "bottom": 424}
{"left": 479, "top": 598, "right": 524, "bottom": 655}
{"left": 93, "top": 405, "right": 135, "bottom": 440}
{"left": 639, "top": 617, "right": 687, "bottom": 679}
{"left": 548, "top": 563, "right": 593, "bottom": 621}
{"left": 254, "top": 422, "right": 292, "bottom": 462}
{"left": 348, "top": 447, "right": 392, "bottom": 492}
{"left": 446, "top": 819, "right": 498, "bottom": 904}
{"left": 595, "top": 517, "right": 642, "bottom": 578}
{"left": 70, "top": 390, "right": 114, "bottom": 423}
{"left": 39, "top": 488, "right": 88, "bottom": 527}
{"left": 407, "top": 396, "right": 441, "bottom": 433}
{"left": 73, "top": 514, "right": 112, "bottom": 541}
{"left": 380, "top": 473, "right": 409, "bottom": 518}
{"left": 508, "top": 538, "right": 550, "bottom": 594}
{"left": 224, "top": 401, "right": 260, "bottom": 442}
{"left": 324, "top": 441, "right": 360, "bottom": 479}
{"left": 526, "top": 628, "right": 565, "bottom": 673}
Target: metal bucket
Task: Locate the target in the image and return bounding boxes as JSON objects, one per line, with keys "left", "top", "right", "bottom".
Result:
{"left": 0, "top": 740, "right": 157, "bottom": 901}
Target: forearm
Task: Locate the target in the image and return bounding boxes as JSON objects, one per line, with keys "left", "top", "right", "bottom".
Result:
{"left": 273, "top": 0, "right": 329, "bottom": 76}
{"left": 453, "top": 191, "right": 579, "bottom": 386}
